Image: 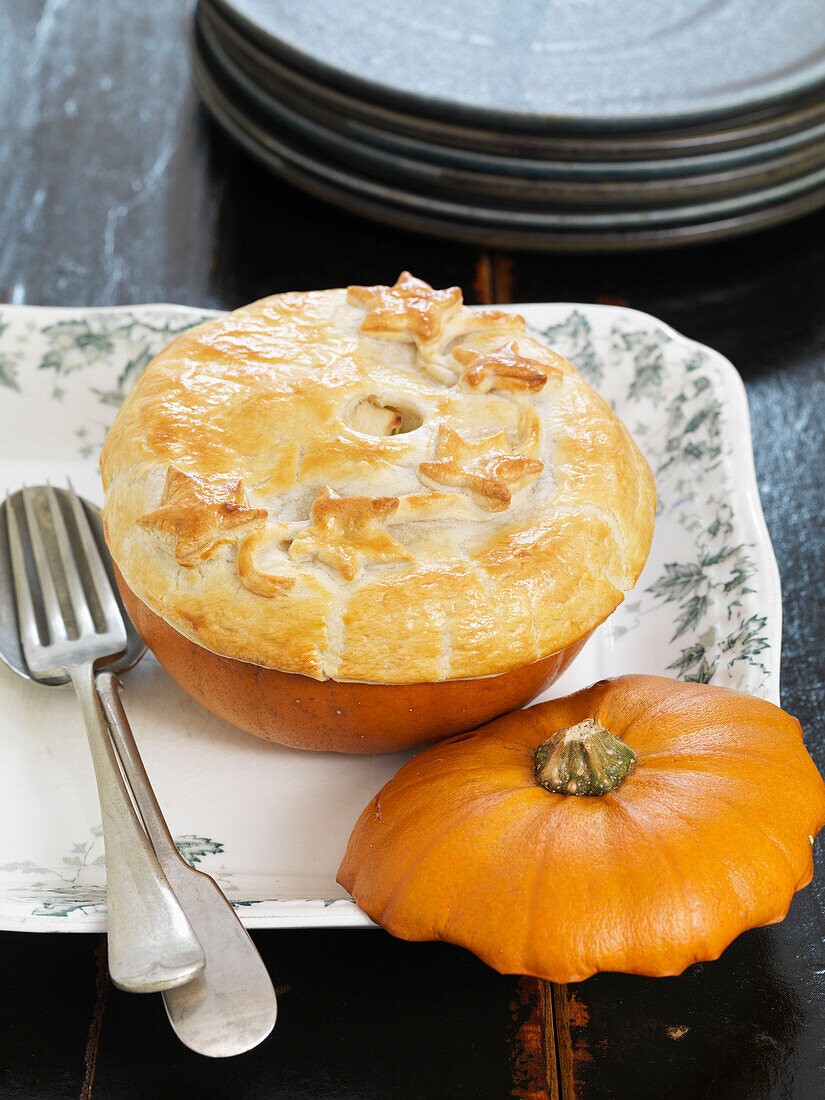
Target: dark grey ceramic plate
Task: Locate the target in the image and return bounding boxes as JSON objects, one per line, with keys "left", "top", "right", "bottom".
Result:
{"left": 191, "top": 35, "right": 825, "bottom": 250}
{"left": 196, "top": 17, "right": 825, "bottom": 209}
{"left": 208, "top": 0, "right": 825, "bottom": 131}
{"left": 199, "top": 0, "right": 825, "bottom": 171}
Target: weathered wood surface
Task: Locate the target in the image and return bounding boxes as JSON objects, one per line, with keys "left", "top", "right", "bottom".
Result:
{"left": 2, "top": 2, "right": 825, "bottom": 1097}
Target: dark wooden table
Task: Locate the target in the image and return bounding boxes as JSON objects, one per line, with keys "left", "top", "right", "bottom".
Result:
{"left": 3, "top": 3, "right": 825, "bottom": 1098}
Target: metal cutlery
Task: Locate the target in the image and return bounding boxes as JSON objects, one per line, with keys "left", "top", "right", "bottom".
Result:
{"left": 1, "top": 484, "right": 277, "bottom": 1055}
{"left": 4, "top": 484, "right": 205, "bottom": 993}
{"left": 97, "top": 673, "right": 277, "bottom": 1057}
{"left": 0, "top": 488, "right": 146, "bottom": 684}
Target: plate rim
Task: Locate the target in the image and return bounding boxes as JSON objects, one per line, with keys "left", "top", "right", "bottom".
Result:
{"left": 197, "top": 3, "right": 825, "bottom": 176}
{"left": 203, "top": 0, "right": 825, "bottom": 133}
{"left": 192, "top": 39, "right": 825, "bottom": 229}
{"left": 197, "top": 20, "right": 825, "bottom": 199}
{"left": 190, "top": 44, "right": 825, "bottom": 251}
{"left": 199, "top": 0, "right": 825, "bottom": 163}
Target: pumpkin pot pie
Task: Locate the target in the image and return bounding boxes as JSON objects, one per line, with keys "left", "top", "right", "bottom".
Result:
{"left": 100, "top": 274, "right": 656, "bottom": 753}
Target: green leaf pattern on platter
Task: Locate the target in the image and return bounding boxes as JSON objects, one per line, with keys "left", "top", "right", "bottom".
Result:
{"left": 0, "top": 308, "right": 214, "bottom": 460}
{"left": 531, "top": 309, "right": 770, "bottom": 696}
{"left": 0, "top": 828, "right": 278, "bottom": 916}
{"left": 539, "top": 310, "right": 602, "bottom": 385}
{"left": 0, "top": 321, "right": 20, "bottom": 391}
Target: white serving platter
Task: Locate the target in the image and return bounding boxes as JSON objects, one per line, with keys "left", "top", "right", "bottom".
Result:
{"left": 0, "top": 301, "right": 780, "bottom": 931}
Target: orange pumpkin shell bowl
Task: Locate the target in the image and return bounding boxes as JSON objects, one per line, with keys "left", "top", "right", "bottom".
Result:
{"left": 337, "top": 675, "right": 825, "bottom": 981}
{"left": 100, "top": 276, "right": 655, "bottom": 753}
{"left": 115, "top": 566, "right": 591, "bottom": 753}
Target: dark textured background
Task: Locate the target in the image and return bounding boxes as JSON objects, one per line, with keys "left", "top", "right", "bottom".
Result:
{"left": 2, "top": 2, "right": 825, "bottom": 1097}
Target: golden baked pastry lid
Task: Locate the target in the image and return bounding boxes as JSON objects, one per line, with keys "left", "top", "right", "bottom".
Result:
{"left": 101, "top": 275, "right": 655, "bottom": 682}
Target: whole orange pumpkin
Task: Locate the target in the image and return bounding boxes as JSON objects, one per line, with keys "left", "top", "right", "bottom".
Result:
{"left": 337, "top": 675, "right": 825, "bottom": 982}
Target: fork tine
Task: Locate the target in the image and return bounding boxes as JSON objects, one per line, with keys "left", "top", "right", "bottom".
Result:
{"left": 45, "top": 484, "right": 97, "bottom": 636}
{"left": 5, "top": 493, "right": 43, "bottom": 655}
{"left": 21, "top": 486, "right": 66, "bottom": 642}
{"left": 65, "top": 480, "right": 124, "bottom": 632}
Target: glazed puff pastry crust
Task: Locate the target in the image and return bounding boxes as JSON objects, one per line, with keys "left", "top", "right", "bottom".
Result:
{"left": 100, "top": 274, "right": 656, "bottom": 684}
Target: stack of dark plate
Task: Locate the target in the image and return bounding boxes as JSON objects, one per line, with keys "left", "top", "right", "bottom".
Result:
{"left": 191, "top": 0, "right": 825, "bottom": 251}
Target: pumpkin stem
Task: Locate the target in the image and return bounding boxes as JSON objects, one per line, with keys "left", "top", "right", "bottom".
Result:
{"left": 534, "top": 718, "right": 638, "bottom": 796}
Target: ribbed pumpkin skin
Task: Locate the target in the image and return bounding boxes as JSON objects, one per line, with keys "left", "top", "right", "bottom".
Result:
{"left": 337, "top": 676, "right": 825, "bottom": 982}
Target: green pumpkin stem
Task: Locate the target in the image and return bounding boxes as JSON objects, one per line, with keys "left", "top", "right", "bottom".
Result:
{"left": 534, "top": 718, "right": 638, "bottom": 796}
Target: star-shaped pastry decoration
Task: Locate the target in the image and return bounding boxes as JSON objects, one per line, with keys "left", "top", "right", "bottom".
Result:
{"left": 138, "top": 467, "right": 267, "bottom": 566}
{"left": 288, "top": 487, "right": 415, "bottom": 581}
{"left": 418, "top": 427, "right": 543, "bottom": 512}
{"left": 347, "top": 272, "right": 462, "bottom": 344}
{"left": 454, "top": 341, "right": 558, "bottom": 394}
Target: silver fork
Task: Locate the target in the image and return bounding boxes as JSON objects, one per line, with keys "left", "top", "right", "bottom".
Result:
{"left": 6, "top": 484, "right": 205, "bottom": 993}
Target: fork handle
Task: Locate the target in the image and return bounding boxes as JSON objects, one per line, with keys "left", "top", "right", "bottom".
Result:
{"left": 96, "top": 672, "right": 277, "bottom": 1057}
{"left": 67, "top": 663, "right": 205, "bottom": 993}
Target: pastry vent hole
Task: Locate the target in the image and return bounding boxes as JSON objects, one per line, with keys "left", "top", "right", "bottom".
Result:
{"left": 274, "top": 533, "right": 297, "bottom": 555}
{"left": 349, "top": 396, "right": 422, "bottom": 437}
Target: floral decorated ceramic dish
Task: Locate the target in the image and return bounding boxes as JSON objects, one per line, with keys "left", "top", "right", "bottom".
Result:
{"left": 0, "top": 300, "right": 779, "bottom": 930}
